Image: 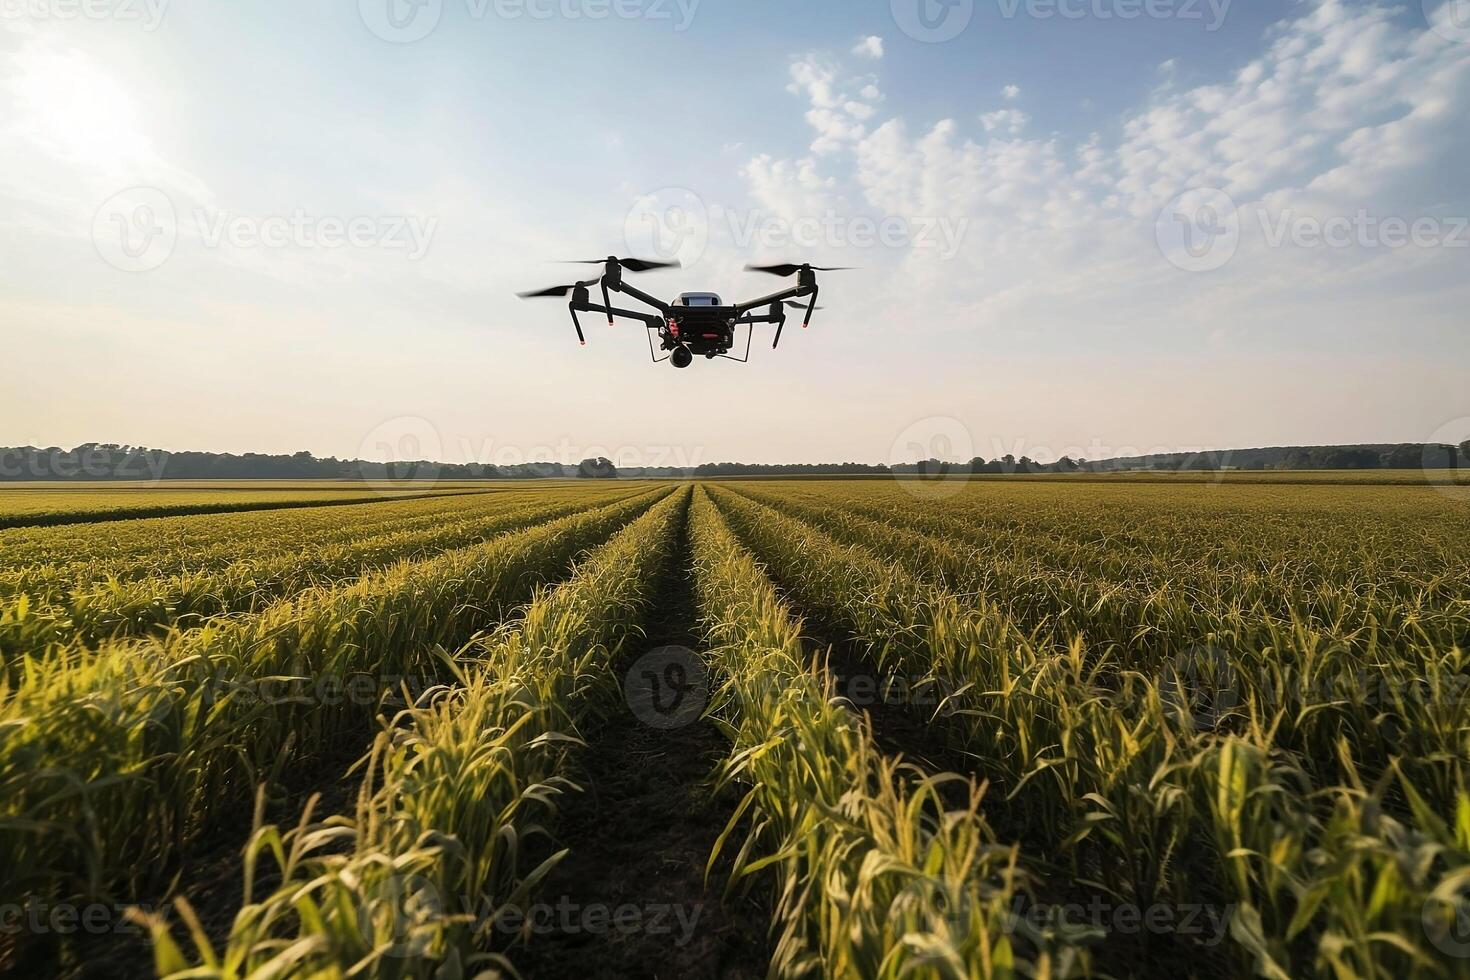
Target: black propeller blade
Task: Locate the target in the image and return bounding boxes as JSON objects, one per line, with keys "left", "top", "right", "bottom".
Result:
{"left": 746, "top": 262, "right": 854, "bottom": 278}
{"left": 517, "top": 284, "right": 578, "bottom": 299}
{"left": 562, "top": 257, "right": 682, "bottom": 273}
{"left": 785, "top": 301, "right": 826, "bottom": 311}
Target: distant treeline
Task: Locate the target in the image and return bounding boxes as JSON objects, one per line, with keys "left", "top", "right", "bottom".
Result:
{"left": 1083, "top": 443, "right": 1465, "bottom": 473}
{"left": 0, "top": 442, "right": 1463, "bottom": 482}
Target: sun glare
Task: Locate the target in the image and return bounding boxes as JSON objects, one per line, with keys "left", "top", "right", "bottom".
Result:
{"left": 10, "top": 43, "right": 149, "bottom": 169}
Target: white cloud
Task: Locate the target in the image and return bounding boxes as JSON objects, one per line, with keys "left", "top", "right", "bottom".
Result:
{"left": 741, "top": 154, "right": 840, "bottom": 223}
{"left": 852, "top": 36, "right": 884, "bottom": 60}
{"left": 746, "top": 0, "right": 1470, "bottom": 367}
{"left": 787, "top": 55, "right": 884, "bottom": 155}
{"left": 1003, "top": 84, "right": 1021, "bottom": 100}
{"left": 980, "top": 109, "right": 1031, "bottom": 135}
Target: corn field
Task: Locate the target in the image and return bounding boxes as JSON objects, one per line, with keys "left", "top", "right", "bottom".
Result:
{"left": 0, "top": 478, "right": 1466, "bottom": 978}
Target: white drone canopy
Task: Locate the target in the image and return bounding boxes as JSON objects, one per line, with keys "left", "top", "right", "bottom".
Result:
{"left": 675, "top": 293, "right": 723, "bottom": 307}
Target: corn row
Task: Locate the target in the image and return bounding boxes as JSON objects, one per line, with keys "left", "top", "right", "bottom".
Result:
{"left": 0, "top": 488, "right": 669, "bottom": 914}
{"left": 707, "top": 485, "right": 1470, "bottom": 979}
{"left": 0, "top": 487, "right": 600, "bottom": 596}
{"left": 0, "top": 487, "right": 486, "bottom": 531}
{"left": 0, "top": 488, "right": 643, "bottom": 657}
{"left": 141, "top": 487, "right": 691, "bottom": 978}
{"left": 688, "top": 487, "right": 1083, "bottom": 978}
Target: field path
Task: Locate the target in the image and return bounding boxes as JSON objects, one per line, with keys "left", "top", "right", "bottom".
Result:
{"left": 512, "top": 509, "right": 769, "bottom": 979}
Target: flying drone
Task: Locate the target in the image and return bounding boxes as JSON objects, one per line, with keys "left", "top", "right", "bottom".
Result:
{"left": 517, "top": 256, "right": 846, "bottom": 368}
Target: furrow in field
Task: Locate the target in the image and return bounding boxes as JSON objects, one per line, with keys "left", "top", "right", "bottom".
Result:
{"left": 136, "top": 488, "right": 692, "bottom": 978}
{"left": 510, "top": 493, "right": 770, "bottom": 979}
{"left": 0, "top": 488, "right": 670, "bottom": 925}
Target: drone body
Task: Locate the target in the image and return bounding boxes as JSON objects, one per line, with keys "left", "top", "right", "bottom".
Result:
{"left": 518, "top": 257, "right": 839, "bottom": 368}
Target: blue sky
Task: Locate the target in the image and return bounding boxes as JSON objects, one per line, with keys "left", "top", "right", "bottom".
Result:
{"left": 2, "top": 0, "right": 1467, "bottom": 467}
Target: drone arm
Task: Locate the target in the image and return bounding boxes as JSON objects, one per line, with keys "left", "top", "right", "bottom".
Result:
{"left": 733, "top": 283, "right": 812, "bottom": 316}
{"left": 608, "top": 278, "right": 671, "bottom": 315}
{"left": 570, "top": 299, "right": 663, "bottom": 330}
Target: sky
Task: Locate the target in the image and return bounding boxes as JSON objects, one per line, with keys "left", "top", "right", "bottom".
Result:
{"left": 2, "top": 0, "right": 1468, "bottom": 468}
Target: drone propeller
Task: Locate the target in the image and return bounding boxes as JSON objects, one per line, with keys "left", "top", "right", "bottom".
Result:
{"left": 562, "top": 257, "right": 682, "bottom": 273}
{"left": 516, "top": 278, "right": 598, "bottom": 299}
{"left": 785, "top": 300, "right": 826, "bottom": 312}
{"left": 745, "top": 262, "right": 854, "bottom": 278}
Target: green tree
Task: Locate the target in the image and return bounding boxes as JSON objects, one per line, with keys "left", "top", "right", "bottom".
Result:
{"left": 577, "top": 457, "right": 618, "bottom": 479}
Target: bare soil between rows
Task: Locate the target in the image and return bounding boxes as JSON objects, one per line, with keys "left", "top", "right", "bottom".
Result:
{"left": 511, "top": 513, "right": 770, "bottom": 980}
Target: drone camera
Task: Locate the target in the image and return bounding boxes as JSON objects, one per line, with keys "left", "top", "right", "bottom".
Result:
{"left": 671, "top": 346, "right": 693, "bottom": 369}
